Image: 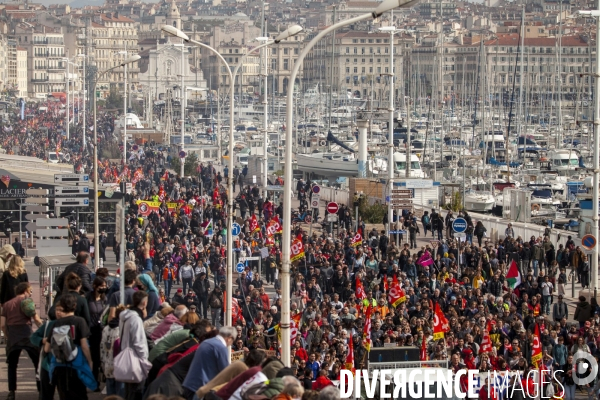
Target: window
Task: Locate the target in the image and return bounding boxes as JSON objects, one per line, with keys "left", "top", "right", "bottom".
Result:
{"left": 272, "top": 48, "right": 277, "bottom": 55}
{"left": 346, "top": 47, "right": 350, "bottom": 54}
{"left": 354, "top": 67, "right": 357, "bottom": 73}
{"left": 362, "top": 67, "right": 365, "bottom": 73}
{"left": 284, "top": 59, "right": 288, "bottom": 70}
{"left": 346, "top": 67, "right": 350, "bottom": 73}
{"left": 354, "top": 47, "right": 357, "bottom": 54}
{"left": 294, "top": 48, "right": 298, "bottom": 55}
{"left": 284, "top": 48, "right": 288, "bottom": 55}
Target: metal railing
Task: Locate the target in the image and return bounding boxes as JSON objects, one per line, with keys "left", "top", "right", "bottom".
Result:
{"left": 39, "top": 258, "right": 61, "bottom": 320}
{"left": 368, "top": 360, "right": 449, "bottom": 373}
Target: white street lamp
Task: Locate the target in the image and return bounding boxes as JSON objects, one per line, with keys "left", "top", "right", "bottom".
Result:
{"left": 280, "top": 0, "right": 418, "bottom": 366}
{"left": 578, "top": 9, "right": 599, "bottom": 299}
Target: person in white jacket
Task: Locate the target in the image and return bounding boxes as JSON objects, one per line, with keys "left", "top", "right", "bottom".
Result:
{"left": 119, "top": 291, "right": 149, "bottom": 400}
{"left": 179, "top": 261, "right": 195, "bottom": 294}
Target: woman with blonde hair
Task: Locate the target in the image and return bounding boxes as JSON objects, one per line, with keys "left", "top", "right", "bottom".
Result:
{"left": 0, "top": 255, "right": 28, "bottom": 305}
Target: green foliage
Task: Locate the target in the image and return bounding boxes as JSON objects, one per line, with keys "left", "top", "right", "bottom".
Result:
{"left": 104, "top": 88, "right": 123, "bottom": 110}
{"left": 170, "top": 152, "right": 199, "bottom": 176}
{"left": 100, "top": 142, "right": 122, "bottom": 159}
{"left": 357, "top": 196, "right": 387, "bottom": 223}
{"left": 444, "top": 191, "right": 463, "bottom": 212}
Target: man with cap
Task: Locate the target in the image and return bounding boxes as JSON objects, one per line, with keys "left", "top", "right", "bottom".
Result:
{"left": 172, "top": 288, "right": 186, "bottom": 307}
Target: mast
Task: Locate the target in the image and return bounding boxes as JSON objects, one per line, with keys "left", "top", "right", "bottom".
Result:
{"left": 518, "top": 6, "right": 525, "bottom": 146}
{"left": 328, "top": 6, "right": 337, "bottom": 129}
{"left": 557, "top": 0, "right": 563, "bottom": 147}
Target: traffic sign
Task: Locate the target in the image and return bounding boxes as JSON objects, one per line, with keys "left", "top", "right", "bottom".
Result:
{"left": 236, "top": 262, "right": 245, "bottom": 273}
{"left": 311, "top": 194, "right": 320, "bottom": 209}
{"left": 37, "top": 218, "right": 68, "bottom": 227}
{"left": 25, "top": 214, "right": 43, "bottom": 221}
{"left": 452, "top": 217, "right": 468, "bottom": 233}
{"left": 327, "top": 214, "right": 338, "bottom": 222}
{"left": 25, "top": 205, "right": 48, "bottom": 213}
{"left": 231, "top": 222, "right": 241, "bottom": 236}
{"left": 25, "top": 188, "right": 49, "bottom": 196}
{"left": 179, "top": 151, "right": 186, "bottom": 158}
{"left": 27, "top": 197, "right": 48, "bottom": 204}
{"left": 37, "top": 247, "right": 72, "bottom": 257}
{"left": 312, "top": 185, "right": 320, "bottom": 194}
{"left": 54, "top": 174, "right": 89, "bottom": 183}
{"left": 25, "top": 222, "right": 37, "bottom": 231}
{"left": 35, "top": 228, "right": 69, "bottom": 237}
{"left": 327, "top": 202, "right": 339, "bottom": 214}
{"left": 54, "top": 198, "right": 89, "bottom": 207}
{"left": 581, "top": 234, "right": 597, "bottom": 251}
{"left": 389, "top": 230, "right": 407, "bottom": 234}
{"left": 454, "top": 232, "right": 467, "bottom": 239}
{"left": 55, "top": 186, "right": 89, "bottom": 195}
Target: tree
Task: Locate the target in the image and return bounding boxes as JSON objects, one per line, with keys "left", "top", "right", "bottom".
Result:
{"left": 170, "top": 152, "right": 199, "bottom": 176}
{"left": 104, "top": 87, "right": 123, "bottom": 110}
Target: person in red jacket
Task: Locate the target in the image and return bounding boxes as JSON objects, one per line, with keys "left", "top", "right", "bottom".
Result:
{"left": 312, "top": 369, "right": 334, "bottom": 391}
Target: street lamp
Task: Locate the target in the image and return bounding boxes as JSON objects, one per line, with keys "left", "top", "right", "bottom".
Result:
{"left": 77, "top": 54, "right": 87, "bottom": 148}
{"left": 161, "top": 23, "right": 302, "bottom": 355}
{"left": 578, "top": 9, "right": 599, "bottom": 300}
{"left": 280, "top": 0, "right": 418, "bottom": 366}
{"left": 91, "top": 55, "right": 141, "bottom": 293}
{"left": 62, "top": 58, "right": 79, "bottom": 140}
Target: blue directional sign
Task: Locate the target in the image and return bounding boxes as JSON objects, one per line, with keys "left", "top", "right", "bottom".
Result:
{"left": 231, "top": 222, "right": 241, "bottom": 236}
{"left": 312, "top": 185, "right": 320, "bottom": 194}
{"left": 452, "top": 217, "right": 467, "bottom": 233}
{"left": 236, "top": 262, "right": 245, "bottom": 273}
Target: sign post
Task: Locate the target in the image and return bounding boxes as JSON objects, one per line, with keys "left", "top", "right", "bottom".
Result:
{"left": 326, "top": 202, "right": 338, "bottom": 235}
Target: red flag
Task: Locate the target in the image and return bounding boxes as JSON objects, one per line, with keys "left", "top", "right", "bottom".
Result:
{"left": 383, "top": 275, "right": 389, "bottom": 292}
{"left": 290, "top": 237, "right": 305, "bottom": 262}
{"left": 479, "top": 320, "right": 493, "bottom": 354}
{"left": 531, "top": 323, "right": 543, "bottom": 368}
{"left": 433, "top": 302, "right": 449, "bottom": 340}
{"left": 350, "top": 232, "right": 363, "bottom": 247}
{"left": 344, "top": 335, "right": 355, "bottom": 376}
{"left": 356, "top": 276, "right": 366, "bottom": 300}
{"left": 249, "top": 214, "right": 259, "bottom": 233}
{"left": 388, "top": 274, "right": 406, "bottom": 307}
{"left": 290, "top": 313, "right": 302, "bottom": 346}
{"left": 362, "top": 305, "right": 372, "bottom": 352}
{"left": 420, "top": 336, "right": 428, "bottom": 361}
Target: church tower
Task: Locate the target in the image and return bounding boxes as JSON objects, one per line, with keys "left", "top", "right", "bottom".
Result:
{"left": 165, "top": 0, "right": 181, "bottom": 30}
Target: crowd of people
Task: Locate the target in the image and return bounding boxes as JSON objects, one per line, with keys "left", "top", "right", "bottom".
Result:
{"left": 1, "top": 101, "right": 600, "bottom": 400}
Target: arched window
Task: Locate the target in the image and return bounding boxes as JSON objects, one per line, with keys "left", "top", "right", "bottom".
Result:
{"left": 173, "top": 21, "right": 177, "bottom": 28}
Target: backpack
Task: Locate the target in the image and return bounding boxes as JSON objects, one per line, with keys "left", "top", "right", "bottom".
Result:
{"left": 50, "top": 325, "right": 78, "bottom": 363}
{"left": 423, "top": 215, "right": 430, "bottom": 226}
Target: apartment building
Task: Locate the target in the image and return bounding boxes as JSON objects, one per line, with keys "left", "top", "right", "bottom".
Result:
{"left": 14, "top": 22, "right": 66, "bottom": 98}
{"left": 304, "top": 30, "right": 413, "bottom": 101}
{"left": 88, "top": 11, "right": 139, "bottom": 98}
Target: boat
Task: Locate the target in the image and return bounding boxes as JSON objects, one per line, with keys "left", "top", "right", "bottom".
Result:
{"left": 296, "top": 152, "right": 358, "bottom": 178}
{"left": 463, "top": 190, "right": 496, "bottom": 212}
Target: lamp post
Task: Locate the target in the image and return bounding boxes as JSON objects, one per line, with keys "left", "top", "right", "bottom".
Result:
{"left": 279, "top": 0, "right": 418, "bottom": 366}
{"left": 161, "top": 24, "right": 302, "bottom": 354}
{"left": 578, "top": 9, "right": 599, "bottom": 300}
{"left": 77, "top": 54, "right": 87, "bottom": 148}
{"left": 257, "top": 36, "right": 270, "bottom": 197}
{"left": 62, "top": 58, "right": 79, "bottom": 140}
{"left": 379, "top": 25, "right": 397, "bottom": 235}
{"left": 91, "top": 55, "right": 141, "bottom": 297}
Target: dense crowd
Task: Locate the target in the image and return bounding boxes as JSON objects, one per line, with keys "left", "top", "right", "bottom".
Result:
{"left": 1, "top": 101, "right": 600, "bottom": 400}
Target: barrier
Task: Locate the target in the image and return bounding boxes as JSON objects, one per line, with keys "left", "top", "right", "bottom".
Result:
{"left": 414, "top": 205, "right": 570, "bottom": 248}
{"left": 319, "top": 186, "right": 350, "bottom": 205}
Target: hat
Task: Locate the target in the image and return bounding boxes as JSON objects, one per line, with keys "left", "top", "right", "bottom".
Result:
{"left": 177, "top": 288, "right": 183, "bottom": 293}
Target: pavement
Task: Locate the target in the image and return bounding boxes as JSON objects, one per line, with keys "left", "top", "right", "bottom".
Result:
{"left": 0, "top": 195, "right": 595, "bottom": 400}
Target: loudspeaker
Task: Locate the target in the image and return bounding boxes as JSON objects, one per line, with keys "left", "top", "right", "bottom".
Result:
{"left": 368, "top": 346, "right": 421, "bottom": 363}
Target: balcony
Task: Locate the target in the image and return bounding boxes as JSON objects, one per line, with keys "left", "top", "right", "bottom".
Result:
{"left": 31, "top": 78, "right": 49, "bottom": 82}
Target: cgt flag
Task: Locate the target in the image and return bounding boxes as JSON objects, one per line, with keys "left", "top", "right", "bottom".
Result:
{"left": 433, "top": 302, "right": 450, "bottom": 340}
{"left": 531, "top": 323, "right": 543, "bottom": 368}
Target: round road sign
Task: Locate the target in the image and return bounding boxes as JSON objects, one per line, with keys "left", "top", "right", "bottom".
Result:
{"left": 231, "top": 222, "right": 241, "bottom": 236}
{"left": 327, "top": 202, "right": 339, "bottom": 214}
{"left": 452, "top": 217, "right": 467, "bottom": 233}
{"left": 312, "top": 185, "right": 321, "bottom": 194}
{"left": 132, "top": 144, "right": 139, "bottom": 151}
{"left": 581, "top": 234, "right": 597, "bottom": 251}
{"left": 311, "top": 199, "right": 319, "bottom": 208}
{"left": 236, "top": 262, "right": 245, "bottom": 273}
{"left": 179, "top": 151, "right": 186, "bottom": 158}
